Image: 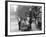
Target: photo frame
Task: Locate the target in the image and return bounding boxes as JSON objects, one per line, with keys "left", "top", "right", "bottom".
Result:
{"left": 5, "top": 1, "right": 45, "bottom": 36}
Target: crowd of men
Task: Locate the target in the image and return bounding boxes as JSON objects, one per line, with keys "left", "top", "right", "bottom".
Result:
{"left": 18, "top": 6, "right": 42, "bottom": 31}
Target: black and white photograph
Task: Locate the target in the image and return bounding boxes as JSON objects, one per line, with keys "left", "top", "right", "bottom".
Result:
{"left": 6, "top": 1, "right": 45, "bottom": 36}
